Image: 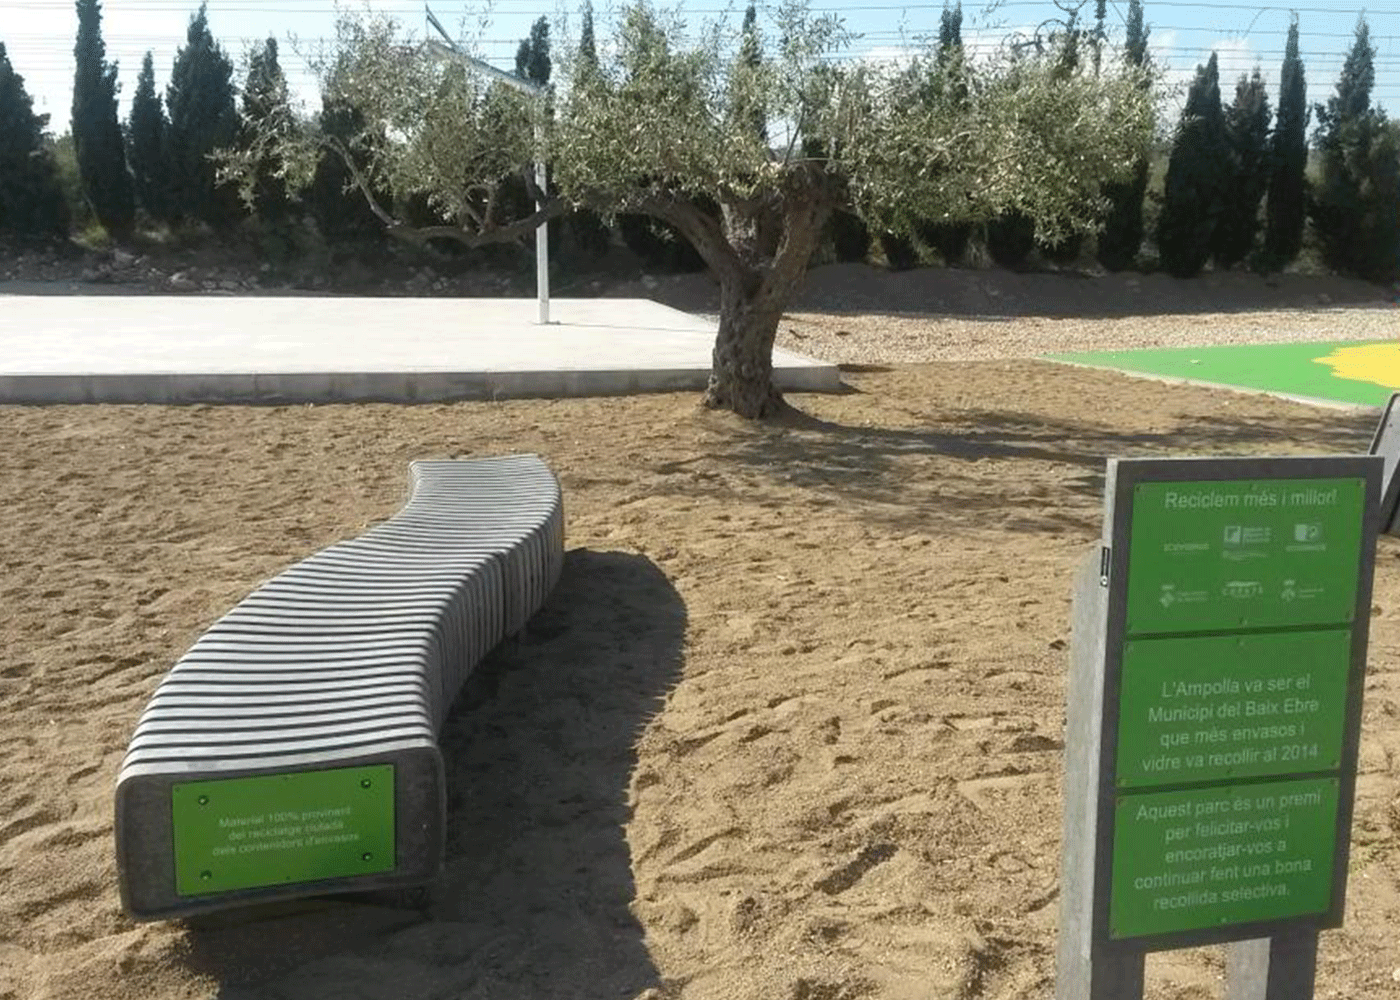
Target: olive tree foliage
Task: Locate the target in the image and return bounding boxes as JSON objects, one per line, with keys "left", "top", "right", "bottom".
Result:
{"left": 579, "top": 9, "right": 1152, "bottom": 416}
{"left": 239, "top": 37, "right": 295, "bottom": 221}
{"left": 222, "top": 1, "right": 1157, "bottom": 418}
{"left": 217, "top": 12, "right": 548, "bottom": 251}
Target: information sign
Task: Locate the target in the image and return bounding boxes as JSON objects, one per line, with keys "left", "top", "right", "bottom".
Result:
{"left": 1125, "top": 477, "right": 1366, "bottom": 634}
{"left": 1115, "top": 630, "right": 1349, "bottom": 788}
{"left": 172, "top": 764, "right": 395, "bottom": 896}
{"left": 1109, "top": 777, "right": 1340, "bottom": 938}
{"left": 1057, "top": 455, "right": 1380, "bottom": 1000}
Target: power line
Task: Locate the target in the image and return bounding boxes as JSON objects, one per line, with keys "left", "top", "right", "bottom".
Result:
{"left": 7, "top": 25, "right": 1400, "bottom": 42}
{"left": 5, "top": 0, "right": 1400, "bottom": 10}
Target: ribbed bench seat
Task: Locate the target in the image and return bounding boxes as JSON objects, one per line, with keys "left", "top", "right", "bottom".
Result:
{"left": 115, "top": 455, "right": 564, "bottom": 920}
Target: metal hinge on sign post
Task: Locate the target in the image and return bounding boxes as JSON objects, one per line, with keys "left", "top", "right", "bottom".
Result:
{"left": 1099, "top": 546, "right": 1111, "bottom": 586}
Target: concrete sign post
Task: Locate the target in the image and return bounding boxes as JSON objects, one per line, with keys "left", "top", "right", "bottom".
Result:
{"left": 1057, "top": 456, "right": 1381, "bottom": 1000}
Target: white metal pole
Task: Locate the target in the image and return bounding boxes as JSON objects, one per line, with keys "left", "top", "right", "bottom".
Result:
{"left": 425, "top": 6, "right": 550, "bottom": 323}
{"left": 535, "top": 126, "right": 549, "bottom": 324}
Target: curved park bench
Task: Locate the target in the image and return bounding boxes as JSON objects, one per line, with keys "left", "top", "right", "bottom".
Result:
{"left": 115, "top": 455, "right": 564, "bottom": 920}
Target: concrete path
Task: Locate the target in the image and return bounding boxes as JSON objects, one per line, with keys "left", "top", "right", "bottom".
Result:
{"left": 0, "top": 296, "right": 840, "bottom": 404}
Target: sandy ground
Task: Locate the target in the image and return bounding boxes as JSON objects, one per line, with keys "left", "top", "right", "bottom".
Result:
{"left": 3, "top": 317, "right": 1400, "bottom": 999}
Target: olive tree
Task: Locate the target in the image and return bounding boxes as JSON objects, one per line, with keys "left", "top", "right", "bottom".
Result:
{"left": 220, "top": 1, "right": 1156, "bottom": 419}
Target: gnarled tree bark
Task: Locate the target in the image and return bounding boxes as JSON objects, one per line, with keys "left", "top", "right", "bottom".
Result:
{"left": 632, "top": 171, "right": 835, "bottom": 419}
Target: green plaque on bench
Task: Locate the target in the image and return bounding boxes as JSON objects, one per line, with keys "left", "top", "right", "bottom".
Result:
{"left": 171, "top": 765, "right": 395, "bottom": 896}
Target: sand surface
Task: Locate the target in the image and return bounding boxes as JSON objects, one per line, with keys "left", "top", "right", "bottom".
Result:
{"left": 3, "top": 354, "right": 1400, "bottom": 998}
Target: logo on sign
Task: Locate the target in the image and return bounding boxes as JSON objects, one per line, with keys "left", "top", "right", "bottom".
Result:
{"left": 1295, "top": 523, "right": 1322, "bottom": 542}
{"left": 1223, "top": 525, "right": 1271, "bottom": 547}
{"left": 1222, "top": 580, "right": 1264, "bottom": 599}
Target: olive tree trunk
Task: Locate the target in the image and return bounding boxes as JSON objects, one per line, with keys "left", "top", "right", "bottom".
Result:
{"left": 703, "top": 273, "right": 788, "bottom": 417}
{"left": 639, "top": 183, "right": 832, "bottom": 419}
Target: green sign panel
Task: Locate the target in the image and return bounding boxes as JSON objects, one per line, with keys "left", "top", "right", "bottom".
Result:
{"left": 172, "top": 764, "right": 395, "bottom": 896}
{"left": 1109, "top": 778, "right": 1339, "bottom": 938}
{"left": 1125, "top": 478, "right": 1365, "bottom": 634}
{"left": 1116, "top": 629, "right": 1350, "bottom": 788}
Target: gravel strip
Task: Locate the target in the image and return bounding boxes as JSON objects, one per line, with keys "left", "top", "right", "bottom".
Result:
{"left": 775, "top": 307, "right": 1398, "bottom": 365}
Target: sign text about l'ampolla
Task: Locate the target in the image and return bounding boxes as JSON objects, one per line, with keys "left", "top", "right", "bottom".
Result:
{"left": 1058, "top": 455, "right": 1380, "bottom": 998}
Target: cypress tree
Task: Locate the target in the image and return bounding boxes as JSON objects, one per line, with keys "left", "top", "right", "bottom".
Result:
{"left": 165, "top": 3, "right": 240, "bottom": 227}
{"left": 0, "top": 42, "right": 70, "bottom": 237}
{"left": 127, "top": 51, "right": 167, "bottom": 221}
{"left": 828, "top": 212, "right": 870, "bottom": 263}
{"left": 938, "top": 1, "right": 964, "bottom": 76}
{"left": 878, "top": 231, "right": 918, "bottom": 270}
{"left": 940, "top": 2, "right": 961, "bottom": 47}
{"left": 515, "top": 16, "right": 552, "bottom": 86}
{"left": 309, "top": 94, "right": 384, "bottom": 245}
{"left": 916, "top": 0, "right": 972, "bottom": 266}
{"left": 1123, "top": 0, "right": 1150, "bottom": 82}
{"left": 1213, "top": 68, "right": 1272, "bottom": 269}
{"left": 72, "top": 0, "right": 135, "bottom": 239}
{"left": 804, "top": 135, "right": 869, "bottom": 263}
{"left": 1050, "top": 13, "right": 1082, "bottom": 84}
{"left": 1361, "top": 121, "right": 1400, "bottom": 283}
{"left": 1092, "top": 0, "right": 1107, "bottom": 76}
{"left": 504, "top": 17, "right": 559, "bottom": 260}
{"left": 577, "top": 0, "right": 598, "bottom": 82}
{"left": 732, "top": 4, "right": 766, "bottom": 143}
{"left": 1309, "top": 16, "right": 1390, "bottom": 278}
{"left": 1157, "top": 52, "right": 1227, "bottom": 278}
{"left": 986, "top": 210, "right": 1036, "bottom": 269}
{"left": 1042, "top": 16, "right": 1087, "bottom": 264}
{"left": 1096, "top": 0, "right": 1151, "bottom": 271}
{"left": 1263, "top": 16, "right": 1308, "bottom": 269}
{"left": 239, "top": 37, "right": 292, "bottom": 221}
{"left": 566, "top": 2, "right": 612, "bottom": 258}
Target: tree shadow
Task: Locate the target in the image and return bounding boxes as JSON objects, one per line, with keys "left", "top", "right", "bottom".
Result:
{"left": 647, "top": 403, "right": 1379, "bottom": 538}
{"left": 182, "top": 549, "right": 684, "bottom": 1000}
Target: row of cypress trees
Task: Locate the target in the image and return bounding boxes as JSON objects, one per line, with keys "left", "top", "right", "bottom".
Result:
{"left": 1, "top": 1, "right": 1396, "bottom": 283}
{"left": 0, "top": 0, "right": 244, "bottom": 241}
{"left": 116, "top": 1, "right": 242, "bottom": 229}
{"left": 68, "top": 0, "right": 241, "bottom": 235}
{"left": 1157, "top": 16, "right": 1399, "bottom": 281}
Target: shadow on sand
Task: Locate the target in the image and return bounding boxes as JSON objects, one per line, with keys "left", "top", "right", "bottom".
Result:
{"left": 646, "top": 403, "right": 1380, "bottom": 538}
{"left": 182, "top": 549, "right": 685, "bottom": 1000}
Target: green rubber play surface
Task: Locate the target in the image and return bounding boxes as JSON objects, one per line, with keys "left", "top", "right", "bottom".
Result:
{"left": 1046, "top": 339, "right": 1400, "bottom": 407}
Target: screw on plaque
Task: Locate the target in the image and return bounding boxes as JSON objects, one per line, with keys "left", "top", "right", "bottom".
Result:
{"left": 198, "top": 795, "right": 209, "bottom": 806}
{"left": 361, "top": 779, "right": 372, "bottom": 789}
{"left": 200, "top": 870, "right": 212, "bottom": 881}
{"left": 361, "top": 852, "right": 373, "bottom": 862}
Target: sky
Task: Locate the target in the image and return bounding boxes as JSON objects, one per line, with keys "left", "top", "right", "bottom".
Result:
{"left": 3, "top": 0, "right": 1397, "bottom": 134}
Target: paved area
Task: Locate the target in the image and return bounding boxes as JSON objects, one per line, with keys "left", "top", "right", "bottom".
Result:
{"left": 0, "top": 296, "right": 840, "bottom": 404}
